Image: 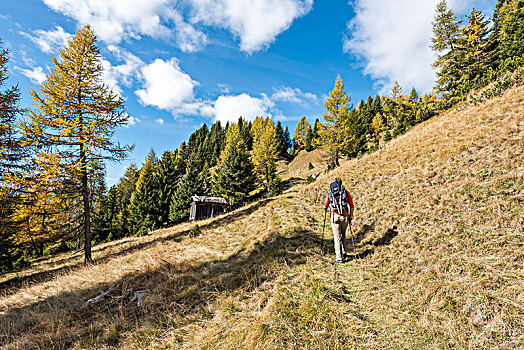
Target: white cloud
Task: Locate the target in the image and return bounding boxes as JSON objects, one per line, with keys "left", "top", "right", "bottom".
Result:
{"left": 101, "top": 46, "right": 145, "bottom": 95}
{"left": 344, "top": 0, "right": 439, "bottom": 93}
{"left": 202, "top": 93, "right": 274, "bottom": 123}
{"left": 135, "top": 58, "right": 198, "bottom": 110}
{"left": 19, "top": 66, "right": 46, "bottom": 84}
{"left": 43, "top": 0, "right": 169, "bottom": 43}
{"left": 190, "top": 0, "right": 314, "bottom": 53}
{"left": 123, "top": 115, "right": 141, "bottom": 128}
{"left": 21, "top": 26, "right": 72, "bottom": 54}
{"left": 271, "top": 86, "right": 318, "bottom": 105}
{"left": 41, "top": 0, "right": 311, "bottom": 53}
{"left": 155, "top": 118, "right": 165, "bottom": 125}
{"left": 42, "top": 0, "right": 208, "bottom": 51}
{"left": 344, "top": 0, "right": 494, "bottom": 94}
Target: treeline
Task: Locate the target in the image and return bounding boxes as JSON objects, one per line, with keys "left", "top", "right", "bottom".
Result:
{"left": 92, "top": 116, "right": 292, "bottom": 241}
{"left": 431, "top": 0, "right": 524, "bottom": 103}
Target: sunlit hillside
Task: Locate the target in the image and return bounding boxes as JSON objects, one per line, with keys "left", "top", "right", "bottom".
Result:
{"left": 1, "top": 85, "right": 522, "bottom": 349}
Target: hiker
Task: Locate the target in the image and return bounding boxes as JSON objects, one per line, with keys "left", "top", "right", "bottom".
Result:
{"left": 324, "top": 177, "right": 354, "bottom": 263}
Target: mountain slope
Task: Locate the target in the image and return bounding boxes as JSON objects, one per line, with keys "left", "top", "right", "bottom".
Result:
{"left": 0, "top": 86, "right": 522, "bottom": 349}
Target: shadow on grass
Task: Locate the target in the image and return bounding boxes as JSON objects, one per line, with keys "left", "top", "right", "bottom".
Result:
{"left": 0, "top": 198, "right": 279, "bottom": 295}
{"left": 323, "top": 225, "right": 398, "bottom": 261}
{"left": 0, "top": 226, "right": 319, "bottom": 349}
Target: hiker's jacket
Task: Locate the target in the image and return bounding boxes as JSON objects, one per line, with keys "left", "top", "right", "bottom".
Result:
{"left": 324, "top": 190, "right": 354, "bottom": 215}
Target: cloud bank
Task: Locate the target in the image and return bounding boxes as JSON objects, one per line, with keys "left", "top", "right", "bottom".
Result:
{"left": 42, "top": 0, "right": 313, "bottom": 53}
{"left": 343, "top": 0, "right": 494, "bottom": 94}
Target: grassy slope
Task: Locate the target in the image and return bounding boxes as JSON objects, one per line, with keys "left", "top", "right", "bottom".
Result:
{"left": 0, "top": 86, "right": 522, "bottom": 349}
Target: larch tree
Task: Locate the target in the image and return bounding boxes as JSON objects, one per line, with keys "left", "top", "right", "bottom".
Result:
{"left": 22, "top": 25, "right": 132, "bottom": 262}
{"left": 251, "top": 117, "right": 279, "bottom": 192}
{"left": 319, "top": 75, "right": 352, "bottom": 167}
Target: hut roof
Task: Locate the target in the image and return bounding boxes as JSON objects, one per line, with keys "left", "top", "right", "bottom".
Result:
{"left": 191, "top": 195, "right": 227, "bottom": 205}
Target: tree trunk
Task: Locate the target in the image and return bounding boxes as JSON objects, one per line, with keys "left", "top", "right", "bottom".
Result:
{"left": 335, "top": 149, "right": 340, "bottom": 167}
{"left": 81, "top": 148, "right": 92, "bottom": 263}
{"left": 265, "top": 162, "right": 270, "bottom": 191}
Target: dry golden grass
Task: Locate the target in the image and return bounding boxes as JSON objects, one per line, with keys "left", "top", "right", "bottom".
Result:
{"left": 278, "top": 149, "right": 324, "bottom": 180}
{"left": 0, "top": 85, "right": 522, "bottom": 349}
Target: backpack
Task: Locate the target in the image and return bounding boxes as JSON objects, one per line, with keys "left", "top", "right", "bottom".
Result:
{"left": 328, "top": 180, "right": 348, "bottom": 213}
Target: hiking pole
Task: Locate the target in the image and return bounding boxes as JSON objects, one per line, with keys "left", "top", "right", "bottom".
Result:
{"left": 349, "top": 222, "right": 362, "bottom": 280}
{"left": 320, "top": 209, "right": 327, "bottom": 253}
{"left": 349, "top": 222, "right": 358, "bottom": 261}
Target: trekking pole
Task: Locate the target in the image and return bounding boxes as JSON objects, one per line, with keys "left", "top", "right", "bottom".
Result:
{"left": 349, "top": 222, "right": 362, "bottom": 280}
{"left": 320, "top": 209, "right": 327, "bottom": 253}
{"left": 349, "top": 223, "right": 358, "bottom": 261}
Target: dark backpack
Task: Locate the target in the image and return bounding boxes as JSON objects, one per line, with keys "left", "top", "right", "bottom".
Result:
{"left": 328, "top": 180, "right": 348, "bottom": 213}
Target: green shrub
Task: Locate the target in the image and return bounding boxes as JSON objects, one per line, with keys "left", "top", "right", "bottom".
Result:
{"left": 308, "top": 162, "right": 314, "bottom": 170}
{"left": 188, "top": 224, "right": 201, "bottom": 238}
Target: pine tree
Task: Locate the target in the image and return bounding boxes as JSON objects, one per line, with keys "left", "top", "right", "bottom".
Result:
{"left": 212, "top": 124, "right": 255, "bottom": 207}
{"left": 431, "top": 0, "right": 464, "bottom": 94}
{"left": 498, "top": 2, "right": 524, "bottom": 64}
{"left": 0, "top": 40, "right": 25, "bottom": 271}
{"left": 284, "top": 126, "right": 292, "bottom": 154}
{"left": 169, "top": 153, "right": 203, "bottom": 223}
{"left": 156, "top": 150, "right": 178, "bottom": 226}
{"left": 304, "top": 128, "right": 314, "bottom": 152}
{"left": 488, "top": 0, "right": 519, "bottom": 68}
{"left": 128, "top": 149, "right": 161, "bottom": 235}
{"left": 409, "top": 87, "right": 419, "bottom": 102}
{"left": 293, "top": 116, "right": 312, "bottom": 152}
{"left": 22, "top": 25, "right": 132, "bottom": 262}
{"left": 92, "top": 185, "right": 119, "bottom": 243}
{"left": 312, "top": 118, "right": 323, "bottom": 148}
{"left": 274, "top": 121, "right": 287, "bottom": 157}
{"left": 116, "top": 162, "right": 139, "bottom": 238}
{"left": 0, "top": 40, "right": 25, "bottom": 178}
{"left": 319, "top": 75, "right": 352, "bottom": 167}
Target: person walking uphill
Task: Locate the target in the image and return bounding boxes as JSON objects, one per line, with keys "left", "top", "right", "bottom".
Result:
{"left": 324, "top": 178, "right": 354, "bottom": 264}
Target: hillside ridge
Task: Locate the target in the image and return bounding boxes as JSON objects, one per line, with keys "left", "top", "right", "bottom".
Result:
{"left": 0, "top": 85, "right": 522, "bottom": 349}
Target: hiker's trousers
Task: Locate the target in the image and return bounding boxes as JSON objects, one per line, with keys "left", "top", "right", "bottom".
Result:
{"left": 330, "top": 213, "right": 348, "bottom": 261}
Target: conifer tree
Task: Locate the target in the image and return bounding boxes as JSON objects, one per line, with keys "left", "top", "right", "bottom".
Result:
{"left": 274, "top": 121, "right": 287, "bottom": 157}
{"left": 0, "top": 40, "right": 25, "bottom": 270}
{"left": 92, "top": 185, "right": 119, "bottom": 243}
{"left": 0, "top": 41, "right": 25, "bottom": 178}
{"left": 22, "top": 25, "right": 132, "bottom": 262}
{"left": 212, "top": 124, "right": 255, "bottom": 207}
{"left": 169, "top": 153, "right": 203, "bottom": 223}
{"left": 431, "top": 0, "right": 464, "bottom": 94}
{"left": 312, "top": 119, "right": 323, "bottom": 148}
{"left": 251, "top": 117, "right": 279, "bottom": 192}
{"left": 497, "top": 2, "right": 524, "bottom": 64}
{"left": 156, "top": 150, "right": 178, "bottom": 226}
{"left": 116, "top": 162, "right": 139, "bottom": 238}
{"left": 319, "top": 75, "right": 352, "bottom": 167}
{"left": 128, "top": 149, "right": 160, "bottom": 235}
{"left": 293, "top": 116, "right": 312, "bottom": 152}
{"left": 409, "top": 87, "right": 419, "bottom": 102}
{"left": 284, "top": 126, "right": 292, "bottom": 154}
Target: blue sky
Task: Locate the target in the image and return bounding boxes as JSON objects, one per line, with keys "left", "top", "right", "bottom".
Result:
{"left": 0, "top": 0, "right": 495, "bottom": 185}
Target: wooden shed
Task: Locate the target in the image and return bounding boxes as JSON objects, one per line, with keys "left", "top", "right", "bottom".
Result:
{"left": 189, "top": 195, "right": 227, "bottom": 222}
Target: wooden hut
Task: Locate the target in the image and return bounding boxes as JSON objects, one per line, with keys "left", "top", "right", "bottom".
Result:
{"left": 189, "top": 195, "right": 227, "bottom": 222}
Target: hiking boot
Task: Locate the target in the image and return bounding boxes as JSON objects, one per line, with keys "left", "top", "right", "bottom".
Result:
{"left": 336, "top": 259, "right": 344, "bottom": 264}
